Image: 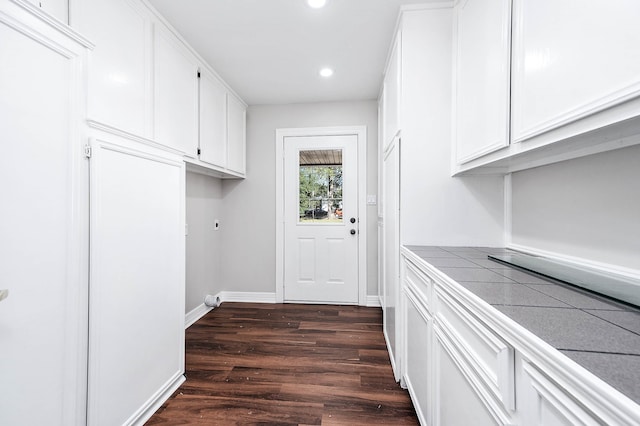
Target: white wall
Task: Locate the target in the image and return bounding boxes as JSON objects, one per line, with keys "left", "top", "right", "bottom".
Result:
{"left": 399, "top": 8, "right": 505, "bottom": 247}
{"left": 186, "top": 172, "right": 223, "bottom": 312}
{"left": 511, "top": 144, "right": 640, "bottom": 271}
{"left": 220, "top": 100, "right": 379, "bottom": 297}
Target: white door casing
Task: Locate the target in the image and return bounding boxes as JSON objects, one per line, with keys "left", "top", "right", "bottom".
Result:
{"left": 276, "top": 127, "right": 368, "bottom": 305}
{"left": 283, "top": 135, "right": 358, "bottom": 304}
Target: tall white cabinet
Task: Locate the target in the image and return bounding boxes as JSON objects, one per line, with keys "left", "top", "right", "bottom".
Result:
{"left": 0, "top": 2, "right": 89, "bottom": 425}
{"left": 88, "top": 136, "right": 185, "bottom": 426}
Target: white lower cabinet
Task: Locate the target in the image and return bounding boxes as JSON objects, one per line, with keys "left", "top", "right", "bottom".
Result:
{"left": 399, "top": 251, "right": 639, "bottom": 425}
{"left": 404, "top": 273, "right": 433, "bottom": 425}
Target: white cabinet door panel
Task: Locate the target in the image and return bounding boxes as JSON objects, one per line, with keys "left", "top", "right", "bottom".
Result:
{"left": 435, "top": 331, "right": 504, "bottom": 425}
{"left": 454, "top": 0, "right": 511, "bottom": 164}
{"left": 0, "top": 7, "right": 87, "bottom": 425}
{"left": 88, "top": 139, "right": 185, "bottom": 426}
{"left": 518, "top": 360, "right": 602, "bottom": 426}
{"left": 404, "top": 289, "right": 433, "bottom": 425}
{"left": 226, "top": 93, "right": 246, "bottom": 174}
{"left": 154, "top": 25, "right": 199, "bottom": 157}
{"left": 76, "top": 0, "right": 149, "bottom": 136}
{"left": 512, "top": 0, "right": 640, "bottom": 142}
{"left": 199, "top": 69, "right": 227, "bottom": 168}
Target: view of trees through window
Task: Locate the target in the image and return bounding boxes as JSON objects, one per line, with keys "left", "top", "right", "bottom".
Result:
{"left": 299, "top": 165, "right": 343, "bottom": 222}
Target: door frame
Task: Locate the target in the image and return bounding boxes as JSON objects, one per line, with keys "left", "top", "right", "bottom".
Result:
{"left": 275, "top": 126, "right": 368, "bottom": 305}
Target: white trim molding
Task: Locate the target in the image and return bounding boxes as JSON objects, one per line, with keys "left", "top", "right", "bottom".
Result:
{"left": 275, "top": 126, "right": 369, "bottom": 306}
{"left": 366, "top": 295, "right": 381, "bottom": 308}
{"left": 219, "top": 291, "right": 277, "bottom": 304}
{"left": 185, "top": 303, "right": 214, "bottom": 329}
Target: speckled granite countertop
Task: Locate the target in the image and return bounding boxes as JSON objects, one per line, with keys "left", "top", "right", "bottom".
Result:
{"left": 405, "top": 245, "right": 640, "bottom": 405}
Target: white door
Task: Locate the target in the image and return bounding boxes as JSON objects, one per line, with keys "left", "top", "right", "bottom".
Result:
{"left": 0, "top": 5, "right": 88, "bottom": 425}
{"left": 283, "top": 135, "right": 359, "bottom": 304}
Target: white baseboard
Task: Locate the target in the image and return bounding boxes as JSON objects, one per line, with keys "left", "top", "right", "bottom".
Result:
{"left": 507, "top": 243, "right": 640, "bottom": 281}
{"left": 188, "top": 292, "right": 380, "bottom": 309}
{"left": 129, "top": 372, "right": 185, "bottom": 426}
{"left": 219, "top": 291, "right": 277, "bottom": 304}
{"left": 366, "top": 295, "right": 381, "bottom": 307}
{"left": 185, "top": 302, "right": 214, "bottom": 329}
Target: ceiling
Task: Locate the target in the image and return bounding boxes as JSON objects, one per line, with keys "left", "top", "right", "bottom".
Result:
{"left": 147, "top": 0, "right": 435, "bottom": 105}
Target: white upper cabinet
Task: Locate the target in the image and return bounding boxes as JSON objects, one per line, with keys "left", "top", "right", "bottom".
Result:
{"left": 453, "top": 0, "right": 511, "bottom": 164}
{"left": 198, "top": 68, "right": 227, "bottom": 168}
{"left": 511, "top": 0, "right": 640, "bottom": 143}
{"left": 153, "top": 24, "right": 199, "bottom": 158}
{"left": 75, "top": 0, "right": 149, "bottom": 136}
{"left": 454, "top": 0, "right": 640, "bottom": 174}
{"left": 226, "top": 93, "right": 246, "bottom": 175}
{"left": 382, "top": 32, "right": 402, "bottom": 149}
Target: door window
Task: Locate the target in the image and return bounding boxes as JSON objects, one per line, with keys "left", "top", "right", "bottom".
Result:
{"left": 298, "top": 149, "right": 343, "bottom": 224}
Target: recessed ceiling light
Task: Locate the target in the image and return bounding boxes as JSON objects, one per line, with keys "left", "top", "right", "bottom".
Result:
{"left": 307, "top": 0, "right": 327, "bottom": 9}
{"left": 319, "top": 67, "right": 334, "bottom": 78}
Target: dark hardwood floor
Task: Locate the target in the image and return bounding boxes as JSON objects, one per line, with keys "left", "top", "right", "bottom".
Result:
{"left": 146, "top": 303, "right": 419, "bottom": 425}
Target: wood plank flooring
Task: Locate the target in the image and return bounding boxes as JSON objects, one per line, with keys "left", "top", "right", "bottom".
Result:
{"left": 146, "top": 303, "right": 419, "bottom": 425}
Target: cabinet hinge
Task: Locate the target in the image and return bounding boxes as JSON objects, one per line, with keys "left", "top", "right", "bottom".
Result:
{"left": 197, "top": 147, "right": 201, "bottom": 156}
{"left": 84, "top": 145, "right": 92, "bottom": 158}
{"left": 197, "top": 71, "right": 201, "bottom": 78}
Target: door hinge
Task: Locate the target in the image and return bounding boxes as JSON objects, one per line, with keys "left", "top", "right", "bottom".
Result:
{"left": 84, "top": 145, "right": 92, "bottom": 158}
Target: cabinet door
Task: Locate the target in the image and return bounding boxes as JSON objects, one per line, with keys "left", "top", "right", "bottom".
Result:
{"left": 75, "top": 0, "right": 149, "bottom": 137}
{"left": 382, "top": 137, "right": 401, "bottom": 380}
{"left": 154, "top": 25, "right": 199, "bottom": 157}
{"left": 383, "top": 33, "right": 401, "bottom": 149}
{"left": 226, "top": 93, "right": 246, "bottom": 174}
{"left": 0, "top": 6, "right": 87, "bottom": 425}
{"left": 404, "top": 289, "right": 433, "bottom": 425}
{"left": 199, "top": 69, "right": 227, "bottom": 168}
{"left": 434, "top": 332, "right": 503, "bottom": 425}
{"left": 511, "top": 0, "right": 640, "bottom": 143}
{"left": 517, "top": 359, "right": 602, "bottom": 426}
{"left": 453, "top": 0, "right": 511, "bottom": 164}
{"left": 88, "top": 138, "right": 185, "bottom": 426}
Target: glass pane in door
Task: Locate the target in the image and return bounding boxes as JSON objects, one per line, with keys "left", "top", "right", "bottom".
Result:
{"left": 298, "top": 149, "right": 343, "bottom": 223}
